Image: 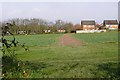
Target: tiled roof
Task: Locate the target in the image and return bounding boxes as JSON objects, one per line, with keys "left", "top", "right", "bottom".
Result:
{"left": 103, "top": 20, "right": 118, "bottom": 25}
{"left": 81, "top": 20, "right": 95, "bottom": 25}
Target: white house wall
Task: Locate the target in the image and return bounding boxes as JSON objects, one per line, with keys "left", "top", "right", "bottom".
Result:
{"left": 76, "top": 30, "right": 106, "bottom": 33}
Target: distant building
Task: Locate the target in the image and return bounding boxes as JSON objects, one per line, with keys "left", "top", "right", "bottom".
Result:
{"left": 57, "top": 27, "right": 66, "bottom": 33}
{"left": 103, "top": 20, "right": 118, "bottom": 30}
{"left": 44, "top": 30, "right": 51, "bottom": 33}
{"left": 81, "top": 20, "right": 96, "bottom": 30}
{"left": 57, "top": 29, "right": 66, "bottom": 33}
{"left": 18, "top": 31, "right": 26, "bottom": 34}
{"left": 70, "top": 24, "right": 81, "bottom": 33}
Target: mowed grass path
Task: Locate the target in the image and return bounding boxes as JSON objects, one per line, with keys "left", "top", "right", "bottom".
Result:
{"left": 4, "top": 31, "right": 119, "bottom": 78}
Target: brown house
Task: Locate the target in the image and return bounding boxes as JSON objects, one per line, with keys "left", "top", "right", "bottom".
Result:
{"left": 103, "top": 20, "right": 118, "bottom": 30}
{"left": 81, "top": 20, "right": 96, "bottom": 30}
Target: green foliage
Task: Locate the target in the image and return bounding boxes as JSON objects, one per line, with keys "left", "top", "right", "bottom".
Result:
{"left": 3, "top": 18, "right": 74, "bottom": 35}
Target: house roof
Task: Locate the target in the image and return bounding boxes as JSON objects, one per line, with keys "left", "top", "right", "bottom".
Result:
{"left": 81, "top": 20, "right": 95, "bottom": 25}
{"left": 103, "top": 20, "right": 118, "bottom": 25}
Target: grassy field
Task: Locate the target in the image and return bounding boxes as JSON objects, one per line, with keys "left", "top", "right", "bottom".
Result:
{"left": 2, "top": 31, "right": 119, "bottom": 78}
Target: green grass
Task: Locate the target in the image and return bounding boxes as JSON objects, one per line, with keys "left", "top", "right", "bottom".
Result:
{"left": 72, "top": 31, "right": 118, "bottom": 44}
{"left": 4, "top": 34, "right": 62, "bottom": 46}
{"left": 2, "top": 31, "right": 119, "bottom": 78}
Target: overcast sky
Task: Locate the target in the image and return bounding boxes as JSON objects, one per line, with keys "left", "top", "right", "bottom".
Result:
{"left": 0, "top": 0, "right": 119, "bottom": 24}
{"left": 118, "top": 1, "right": 120, "bottom": 21}
{"left": 0, "top": 3, "right": 2, "bottom": 22}
{"left": 0, "top": 0, "right": 119, "bottom": 2}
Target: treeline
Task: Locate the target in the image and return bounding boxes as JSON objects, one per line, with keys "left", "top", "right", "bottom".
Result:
{"left": 0, "top": 18, "right": 74, "bottom": 35}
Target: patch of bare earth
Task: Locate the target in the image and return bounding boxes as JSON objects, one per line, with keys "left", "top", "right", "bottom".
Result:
{"left": 58, "top": 34, "right": 82, "bottom": 47}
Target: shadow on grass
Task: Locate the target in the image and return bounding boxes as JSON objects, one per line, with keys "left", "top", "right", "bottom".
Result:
{"left": 2, "top": 56, "right": 120, "bottom": 79}
{"left": 2, "top": 56, "right": 52, "bottom": 78}
{"left": 96, "top": 62, "right": 120, "bottom": 79}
